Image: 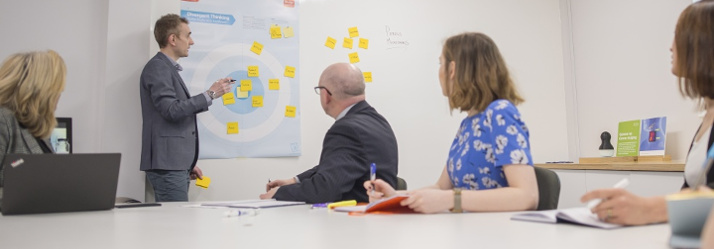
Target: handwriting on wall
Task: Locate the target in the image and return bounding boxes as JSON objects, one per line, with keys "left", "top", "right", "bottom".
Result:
{"left": 385, "top": 26, "right": 409, "bottom": 49}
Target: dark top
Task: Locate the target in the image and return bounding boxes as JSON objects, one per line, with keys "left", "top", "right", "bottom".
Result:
{"left": 273, "top": 101, "right": 399, "bottom": 203}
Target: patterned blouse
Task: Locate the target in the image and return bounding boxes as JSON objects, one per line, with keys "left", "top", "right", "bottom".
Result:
{"left": 447, "top": 99, "right": 533, "bottom": 190}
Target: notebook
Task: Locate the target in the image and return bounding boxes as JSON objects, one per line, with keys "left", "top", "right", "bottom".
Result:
{"left": 666, "top": 192, "right": 714, "bottom": 249}
{"left": 1, "top": 153, "right": 121, "bottom": 215}
{"left": 334, "top": 194, "right": 415, "bottom": 213}
{"left": 201, "top": 199, "right": 306, "bottom": 209}
{"left": 510, "top": 207, "right": 623, "bottom": 229}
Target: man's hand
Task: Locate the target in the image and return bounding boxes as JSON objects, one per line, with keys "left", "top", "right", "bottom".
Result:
{"left": 266, "top": 178, "right": 296, "bottom": 192}
{"left": 260, "top": 187, "right": 279, "bottom": 200}
{"left": 190, "top": 166, "right": 203, "bottom": 180}
{"left": 208, "top": 77, "right": 234, "bottom": 97}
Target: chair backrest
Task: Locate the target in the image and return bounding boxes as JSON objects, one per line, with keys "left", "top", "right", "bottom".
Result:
{"left": 396, "top": 177, "right": 407, "bottom": 190}
{"left": 533, "top": 167, "right": 561, "bottom": 210}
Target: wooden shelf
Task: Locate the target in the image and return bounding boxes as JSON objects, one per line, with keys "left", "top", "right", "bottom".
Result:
{"left": 535, "top": 162, "right": 684, "bottom": 172}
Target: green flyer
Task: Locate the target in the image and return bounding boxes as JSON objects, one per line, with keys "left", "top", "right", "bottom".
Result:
{"left": 617, "top": 120, "right": 641, "bottom": 156}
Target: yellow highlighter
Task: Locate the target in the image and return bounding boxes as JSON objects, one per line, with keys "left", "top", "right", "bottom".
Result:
{"left": 327, "top": 200, "right": 357, "bottom": 209}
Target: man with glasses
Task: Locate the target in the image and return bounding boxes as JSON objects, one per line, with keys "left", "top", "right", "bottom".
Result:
{"left": 261, "top": 63, "right": 398, "bottom": 203}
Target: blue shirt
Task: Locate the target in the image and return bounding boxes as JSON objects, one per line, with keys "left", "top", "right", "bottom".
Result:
{"left": 447, "top": 99, "right": 533, "bottom": 190}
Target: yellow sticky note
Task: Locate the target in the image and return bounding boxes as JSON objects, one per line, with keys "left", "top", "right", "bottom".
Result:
{"left": 222, "top": 92, "right": 236, "bottom": 105}
{"left": 325, "top": 37, "right": 337, "bottom": 49}
{"left": 348, "top": 52, "right": 360, "bottom": 64}
{"left": 343, "top": 38, "right": 353, "bottom": 49}
{"left": 284, "top": 66, "right": 296, "bottom": 78}
{"left": 240, "top": 79, "right": 252, "bottom": 91}
{"left": 269, "top": 78, "right": 280, "bottom": 90}
{"left": 227, "top": 122, "right": 239, "bottom": 134}
{"left": 285, "top": 106, "right": 296, "bottom": 117}
{"left": 270, "top": 24, "right": 282, "bottom": 39}
{"left": 250, "top": 41, "right": 263, "bottom": 55}
{"left": 348, "top": 27, "right": 359, "bottom": 38}
{"left": 252, "top": 96, "right": 263, "bottom": 107}
{"left": 237, "top": 90, "right": 249, "bottom": 99}
{"left": 359, "top": 38, "right": 369, "bottom": 49}
{"left": 248, "top": 66, "right": 259, "bottom": 77}
{"left": 283, "top": 26, "right": 294, "bottom": 38}
{"left": 195, "top": 176, "right": 211, "bottom": 188}
{"left": 363, "top": 72, "right": 372, "bottom": 83}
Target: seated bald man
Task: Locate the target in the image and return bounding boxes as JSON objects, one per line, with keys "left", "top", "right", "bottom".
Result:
{"left": 260, "top": 63, "right": 399, "bottom": 203}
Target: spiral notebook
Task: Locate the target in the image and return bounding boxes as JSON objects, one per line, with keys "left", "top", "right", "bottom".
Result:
{"left": 510, "top": 207, "right": 623, "bottom": 229}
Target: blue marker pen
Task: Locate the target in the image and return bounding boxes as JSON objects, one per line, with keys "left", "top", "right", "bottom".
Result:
{"left": 370, "top": 163, "right": 376, "bottom": 195}
{"left": 311, "top": 203, "right": 328, "bottom": 209}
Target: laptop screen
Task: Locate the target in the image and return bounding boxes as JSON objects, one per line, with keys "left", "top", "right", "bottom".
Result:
{"left": 50, "top": 117, "right": 72, "bottom": 154}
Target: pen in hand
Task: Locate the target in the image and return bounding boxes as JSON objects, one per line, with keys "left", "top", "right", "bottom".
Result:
{"left": 587, "top": 178, "right": 630, "bottom": 209}
{"left": 370, "top": 163, "right": 376, "bottom": 195}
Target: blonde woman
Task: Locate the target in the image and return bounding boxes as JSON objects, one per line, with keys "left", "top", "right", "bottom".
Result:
{"left": 365, "top": 32, "right": 538, "bottom": 213}
{"left": 0, "top": 50, "right": 66, "bottom": 187}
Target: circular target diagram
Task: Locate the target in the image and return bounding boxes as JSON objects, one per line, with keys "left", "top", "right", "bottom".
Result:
{"left": 190, "top": 43, "right": 292, "bottom": 143}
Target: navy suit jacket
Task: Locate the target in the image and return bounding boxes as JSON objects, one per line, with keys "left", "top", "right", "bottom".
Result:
{"left": 139, "top": 52, "right": 209, "bottom": 171}
{"left": 273, "top": 101, "right": 399, "bottom": 203}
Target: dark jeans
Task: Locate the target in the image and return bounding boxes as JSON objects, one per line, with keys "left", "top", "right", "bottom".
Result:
{"left": 146, "top": 169, "right": 190, "bottom": 202}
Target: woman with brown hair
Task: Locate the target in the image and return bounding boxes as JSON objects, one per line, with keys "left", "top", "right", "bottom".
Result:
{"left": 365, "top": 32, "right": 539, "bottom": 213}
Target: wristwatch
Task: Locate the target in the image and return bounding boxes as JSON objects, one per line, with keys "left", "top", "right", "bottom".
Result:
{"left": 451, "top": 188, "right": 463, "bottom": 213}
{"left": 206, "top": 90, "right": 217, "bottom": 99}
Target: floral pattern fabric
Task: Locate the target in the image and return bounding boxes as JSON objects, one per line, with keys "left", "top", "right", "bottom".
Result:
{"left": 447, "top": 99, "right": 533, "bottom": 190}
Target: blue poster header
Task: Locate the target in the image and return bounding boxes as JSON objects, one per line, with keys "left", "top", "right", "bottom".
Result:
{"left": 181, "top": 10, "right": 235, "bottom": 25}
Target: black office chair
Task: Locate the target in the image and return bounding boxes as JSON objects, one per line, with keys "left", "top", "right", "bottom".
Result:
{"left": 533, "top": 167, "right": 561, "bottom": 210}
{"left": 396, "top": 177, "right": 408, "bottom": 190}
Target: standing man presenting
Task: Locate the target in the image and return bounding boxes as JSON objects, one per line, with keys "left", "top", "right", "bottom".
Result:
{"left": 140, "top": 14, "right": 233, "bottom": 202}
{"left": 261, "top": 63, "right": 399, "bottom": 203}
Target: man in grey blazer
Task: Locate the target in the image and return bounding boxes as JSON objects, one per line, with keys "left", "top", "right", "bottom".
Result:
{"left": 261, "top": 63, "right": 398, "bottom": 203}
{"left": 140, "top": 14, "right": 232, "bottom": 202}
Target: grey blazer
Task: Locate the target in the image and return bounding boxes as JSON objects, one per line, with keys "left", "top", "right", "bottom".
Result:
{"left": 0, "top": 107, "right": 53, "bottom": 187}
{"left": 139, "top": 52, "right": 210, "bottom": 171}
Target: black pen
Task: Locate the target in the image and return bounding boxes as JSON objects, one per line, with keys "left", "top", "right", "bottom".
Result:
{"left": 229, "top": 79, "right": 236, "bottom": 82}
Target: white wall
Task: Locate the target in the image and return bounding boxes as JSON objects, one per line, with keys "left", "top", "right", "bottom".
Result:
{"left": 0, "top": 0, "right": 108, "bottom": 154}
{"left": 102, "top": 0, "right": 151, "bottom": 202}
{"left": 568, "top": 0, "right": 697, "bottom": 161}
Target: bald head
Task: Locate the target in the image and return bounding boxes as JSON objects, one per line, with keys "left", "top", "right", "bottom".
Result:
{"left": 319, "top": 63, "right": 365, "bottom": 99}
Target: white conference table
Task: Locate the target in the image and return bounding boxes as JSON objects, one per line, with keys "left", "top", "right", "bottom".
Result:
{"left": 0, "top": 202, "right": 672, "bottom": 249}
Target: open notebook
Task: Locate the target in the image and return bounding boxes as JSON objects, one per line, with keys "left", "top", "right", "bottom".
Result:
{"left": 510, "top": 207, "right": 623, "bottom": 229}
{"left": 334, "top": 194, "right": 415, "bottom": 213}
{"left": 201, "top": 199, "right": 305, "bottom": 209}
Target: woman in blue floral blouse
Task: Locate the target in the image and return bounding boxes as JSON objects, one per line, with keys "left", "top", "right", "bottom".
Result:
{"left": 364, "top": 32, "right": 538, "bottom": 213}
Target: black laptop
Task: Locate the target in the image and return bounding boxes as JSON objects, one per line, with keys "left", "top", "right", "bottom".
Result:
{"left": 1, "top": 153, "right": 121, "bottom": 215}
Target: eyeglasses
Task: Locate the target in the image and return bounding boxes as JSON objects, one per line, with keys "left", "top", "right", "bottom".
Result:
{"left": 313, "top": 86, "right": 332, "bottom": 96}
